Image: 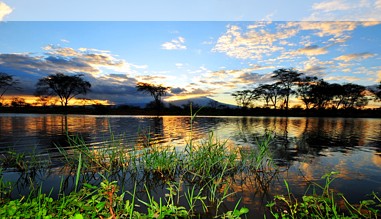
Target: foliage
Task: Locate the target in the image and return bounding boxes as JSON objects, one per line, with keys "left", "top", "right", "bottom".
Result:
{"left": 35, "top": 73, "right": 91, "bottom": 107}
{"left": 0, "top": 72, "right": 20, "bottom": 100}
{"left": 271, "top": 68, "right": 303, "bottom": 110}
{"left": 296, "top": 76, "right": 319, "bottom": 110}
{"left": 136, "top": 82, "right": 170, "bottom": 113}
{"left": 267, "top": 172, "right": 381, "bottom": 218}
{"left": 232, "top": 90, "right": 257, "bottom": 109}
{"left": 255, "top": 83, "right": 283, "bottom": 109}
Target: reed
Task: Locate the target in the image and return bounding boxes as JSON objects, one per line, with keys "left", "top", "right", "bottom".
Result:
{"left": 267, "top": 171, "right": 381, "bottom": 218}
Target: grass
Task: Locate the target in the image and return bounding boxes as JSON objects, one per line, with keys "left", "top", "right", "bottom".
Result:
{"left": 267, "top": 171, "right": 381, "bottom": 218}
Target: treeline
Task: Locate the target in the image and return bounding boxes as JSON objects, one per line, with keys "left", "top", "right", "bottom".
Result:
{"left": 232, "top": 68, "right": 381, "bottom": 110}
{"left": 1, "top": 69, "right": 381, "bottom": 117}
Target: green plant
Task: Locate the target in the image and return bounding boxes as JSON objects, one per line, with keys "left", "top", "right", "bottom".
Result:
{"left": 267, "top": 171, "right": 381, "bottom": 218}
{"left": 240, "top": 133, "right": 274, "bottom": 172}
{"left": 142, "top": 145, "right": 180, "bottom": 179}
{"left": 184, "top": 131, "right": 238, "bottom": 182}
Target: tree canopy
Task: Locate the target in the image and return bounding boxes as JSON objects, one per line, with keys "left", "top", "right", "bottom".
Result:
{"left": 0, "top": 72, "right": 20, "bottom": 100}
{"left": 232, "top": 68, "right": 377, "bottom": 111}
{"left": 35, "top": 73, "right": 91, "bottom": 107}
{"left": 136, "top": 82, "right": 170, "bottom": 113}
{"left": 271, "top": 68, "right": 303, "bottom": 110}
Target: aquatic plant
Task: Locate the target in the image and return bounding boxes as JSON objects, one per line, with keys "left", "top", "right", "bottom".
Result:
{"left": 267, "top": 171, "right": 381, "bottom": 218}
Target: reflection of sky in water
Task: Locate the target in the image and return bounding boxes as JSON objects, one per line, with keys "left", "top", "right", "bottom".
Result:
{"left": 1, "top": 114, "right": 380, "bottom": 213}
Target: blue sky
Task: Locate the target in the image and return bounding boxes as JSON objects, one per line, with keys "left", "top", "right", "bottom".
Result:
{"left": 0, "top": 1, "right": 381, "bottom": 106}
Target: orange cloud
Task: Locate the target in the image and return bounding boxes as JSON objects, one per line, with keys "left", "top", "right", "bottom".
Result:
{"left": 334, "top": 53, "right": 376, "bottom": 62}
{"left": 294, "top": 45, "right": 328, "bottom": 56}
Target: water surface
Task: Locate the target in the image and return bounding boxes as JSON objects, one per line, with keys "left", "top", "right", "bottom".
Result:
{"left": 1, "top": 114, "right": 380, "bottom": 216}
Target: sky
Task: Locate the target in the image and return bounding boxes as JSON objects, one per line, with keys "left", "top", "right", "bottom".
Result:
{"left": 0, "top": 1, "right": 381, "bottom": 106}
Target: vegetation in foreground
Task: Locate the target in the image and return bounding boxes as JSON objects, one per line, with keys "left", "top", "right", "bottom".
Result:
{"left": 0, "top": 112, "right": 380, "bottom": 218}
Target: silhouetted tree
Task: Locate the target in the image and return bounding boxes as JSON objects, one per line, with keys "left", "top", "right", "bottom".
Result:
{"left": 339, "top": 83, "right": 368, "bottom": 109}
{"left": 136, "top": 82, "right": 170, "bottom": 113}
{"left": 35, "top": 73, "right": 91, "bottom": 107}
{"left": 11, "top": 97, "right": 28, "bottom": 107}
{"left": 271, "top": 68, "right": 303, "bottom": 110}
{"left": 255, "top": 83, "right": 282, "bottom": 109}
{"left": 232, "top": 90, "right": 257, "bottom": 109}
{"left": 296, "top": 76, "right": 319, "bottom": 110}
{"left": 0, "top": 72, "right": 20, "bottom": 100}
{"left": 309, "top": 80, "right": 335, "bottom": 109}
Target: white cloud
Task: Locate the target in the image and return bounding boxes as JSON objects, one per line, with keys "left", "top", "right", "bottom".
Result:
{"left": 312, "top": 0, "right": 353, "bottom": 12}
{"left": 307, "top": 0, "right": 381, "bottom": 21}
{"left": 0, "top": 2, "right": 12, "bottom": 21}
{"left": 377, "top": 70, "right": 381, "bottom": 81}
{"left": 161, "top": 37, "right": 187, "bottom": 50}
{"left": 175, "top": 63, "right": 184, "bottom": 68}
{"left": 376, "top": 0, "right": 381, "bottom": 8}
{"left": 212, "top": 23, "right": 296, "bottom": 60}
{"left": 60, "top": 39, "right": 70, "bottom": 43}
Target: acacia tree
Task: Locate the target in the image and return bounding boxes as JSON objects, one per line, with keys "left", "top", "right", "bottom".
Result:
{"left": 255, "top": 83, "right": 282, "bottom": 109}
{"left": 296, "top": 76, "right": 319, "bottom": 110}
{"left": 35, "top": 73, "right": 91, "bottom": 107}
{"left": 309, "top": 80, "right": 337, "bottom": 109}
{"left": 0, "top": 72, "right": 20, "bottom": 100}
{"left": 232, "top": 90, "right": 257, "bottom": 109}
{"left": 339, "top": 83, "right": 368, "bottom": 109}
{"left": 271, "top": 68, "right": 303, "bottom": 110}
{"left": 136, "top": 82, "right": 170, "bottom": 113}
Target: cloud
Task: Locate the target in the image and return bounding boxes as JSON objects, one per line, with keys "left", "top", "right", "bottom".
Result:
{"left": 0, "top": 46, "right": 151, "bottom": 105}
{"left": 161, "top": 37, "right": 187, "bottom": 50}
{"left": 212, "top": 24, "right": 295, "bottom": 60}
{"left": 377, "top": 70, "right": 381, "bottom": 81}
{"left": 212, "top": 21, "right": 366, "bottom": 62}
{"left": 312, "top": 0, "right": 353, "bottom": 12}
{"left": 300, "top": 57, "right": 334, "bottom": 77}
{"left": 377, "top": 0, "right": 381, "bottom": 8}
{"left": 60, "top": 39, "right": 70, "bottom": 43}
{"left": 325, "top": 75, "right": 362, "bottom": 83}
{"left": 170, "top": 87, "right": 187, "bottom": 94}
{"left": 286, "top": 22, "right": 357, "bottom": 38}
{"left": 0, "top": 2, "right": 12, "bottom": 21}
{"left": 294, "top": 45, "right": 328, "bottom": 56}
{"left": 334, "top": 52, "right": 376, "bottom": 62}
{"left": 307, "top": 0, "right": 381, "bottom": 21}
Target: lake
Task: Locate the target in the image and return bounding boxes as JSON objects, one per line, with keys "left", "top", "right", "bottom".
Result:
{"left": 1, "top": 113, "right": 381, "bottom": 217}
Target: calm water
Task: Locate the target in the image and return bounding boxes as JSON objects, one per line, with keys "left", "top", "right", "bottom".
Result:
{"left": 1, "top": 113, "right": 381, "bottom": 216}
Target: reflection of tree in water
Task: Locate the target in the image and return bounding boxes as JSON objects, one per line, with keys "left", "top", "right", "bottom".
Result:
{"left": 136, "top": 117, "right": 165, "bottom": 148}
{"left": 230, "top": 117, "right": 380, "bottom": 165}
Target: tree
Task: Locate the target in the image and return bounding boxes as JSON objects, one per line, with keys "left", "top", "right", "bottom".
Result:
{"left": 296, "top": 76, "right": 319, "bottom": 110}
{"left": 0, "top": 72, "right": 20, "bottom": 100}
{"left": 309, "top": 80, "right": 336, "bottom": 109}
{"left": 255, "top": 83, "right": 282, "bottom": 109}
{"left": 232, "top": 90, "right": 257, "bottom": 109}
{"left": 35, "top": 73, "right": 91, "bottom": 107}
{"left": 11, "top": 97, "right": 29, "bottom": 107}
{"left": 340, "top": 83, "right": 368, "bottom": 109}
{"left": 136, "top": 82, "right": 170, "bottom": 113}
{"left": 271, "top": 68, "right": 303, "bottom": 110}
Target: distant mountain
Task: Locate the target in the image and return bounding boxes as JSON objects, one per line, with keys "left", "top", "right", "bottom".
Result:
{"left": 116, "top": 97, "right": 237, "bottom": 109}
{"left": 166, "top": 97, "right": 237, "bottom": 108}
